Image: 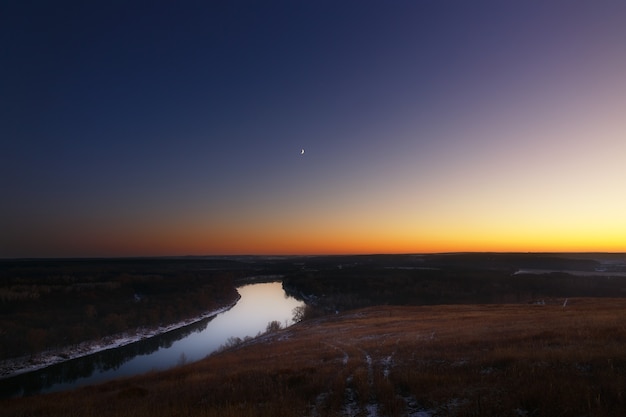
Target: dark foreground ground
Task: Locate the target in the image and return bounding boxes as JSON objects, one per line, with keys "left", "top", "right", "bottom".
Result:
{"left": 3, "top": 252, "right": 625, "bottom": 363}
{"left": 3, "top": 298, "right": 626, "bottom": 417}
{"left": 2, "top": 253, "right": 626, "bottom": 416}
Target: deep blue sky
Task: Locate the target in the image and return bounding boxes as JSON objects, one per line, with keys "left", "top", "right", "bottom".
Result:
{"left": 2, "top": 1, "right": 626, "bottom": 257}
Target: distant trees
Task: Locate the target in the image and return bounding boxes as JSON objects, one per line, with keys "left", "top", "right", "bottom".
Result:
{"left": 282, "top": 257, "right": 626, "bottom": 313}
{"left": 265, "top": 320, "right": 282, "bottom": 333}
{"left": 292, "top": 304, "right": 325, "bottom": 322}
{"left": 0, "top": 261, "right": 241, "bottom": 361}
{"left": 84, "top": 304, "right": 97, "bottom": 319}
{"left": 26, "top": 328, "right": 48, "bottom": 354}
{"left": 216, "top": 320, "right": 285, "bottom": 353}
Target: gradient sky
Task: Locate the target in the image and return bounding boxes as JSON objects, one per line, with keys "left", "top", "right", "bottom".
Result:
{"left": 2, "top": 1, "right": 626, "bottom": 257}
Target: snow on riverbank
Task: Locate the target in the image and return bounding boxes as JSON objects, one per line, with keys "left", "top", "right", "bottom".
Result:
{"left": 0, "top": 298, "right": 240, "bottom": 380}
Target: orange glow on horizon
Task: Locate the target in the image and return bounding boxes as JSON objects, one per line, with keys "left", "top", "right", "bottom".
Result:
{"left": 5, "top": 192, "right": 624, "bottom": 258}
{"left": 74, "top": 226, "right": 624, "bottom": 258}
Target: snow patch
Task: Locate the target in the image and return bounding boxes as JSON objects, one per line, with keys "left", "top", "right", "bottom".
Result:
{"left": 382, "top": 355, "right": 393, "bottom": 378}
{"left": 403, "top": 395, "right": 433, "bottom": 417}
{"left": 365, "top": 402, "right": 379, "bottom": 417}
{"left": 0, "top": 301, "right": 238, "bottom": 380}
{"left": 343, "top": 385, "right": 358, "bottom": 417}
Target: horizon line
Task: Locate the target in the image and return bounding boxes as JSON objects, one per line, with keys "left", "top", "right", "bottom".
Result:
{"left": 2, "top": 251, "right": 625, "bottom": 261}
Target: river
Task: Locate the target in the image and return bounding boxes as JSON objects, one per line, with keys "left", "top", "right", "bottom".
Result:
{"left": 0, "top": 281, "right": 304, "bottom": 397}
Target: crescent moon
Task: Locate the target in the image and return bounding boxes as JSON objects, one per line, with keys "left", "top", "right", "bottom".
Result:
{"left": 300, "top": 148, "right": 305, "bottom": 155}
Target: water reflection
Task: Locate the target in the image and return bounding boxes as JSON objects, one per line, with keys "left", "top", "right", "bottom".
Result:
{"left": 0, "top": 281, "right": 303, "bottom": 397}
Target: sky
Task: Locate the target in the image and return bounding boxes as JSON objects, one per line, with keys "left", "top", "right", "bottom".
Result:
{"left": 2, "top": 1, "right": 626, "bottom": 258}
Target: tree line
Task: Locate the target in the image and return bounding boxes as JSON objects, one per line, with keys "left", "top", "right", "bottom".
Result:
{"left": 0, "top": 260, "right": 243, "bottom": 361}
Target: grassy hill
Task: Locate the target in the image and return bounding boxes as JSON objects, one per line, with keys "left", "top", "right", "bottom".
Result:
{"left": 3, "top": 297, "right": 626, "bottom": 416}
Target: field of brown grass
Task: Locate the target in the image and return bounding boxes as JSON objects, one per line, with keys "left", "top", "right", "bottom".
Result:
{"left": 3, "top": 297, "right": 626, "bottom": 416}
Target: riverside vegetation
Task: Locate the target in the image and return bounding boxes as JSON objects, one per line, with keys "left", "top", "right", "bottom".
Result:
{"left": 2, "top": 254, "right": 626, "bottom": 416}
{"left": 0, "top": 259, "right": 243, "bottom": 361}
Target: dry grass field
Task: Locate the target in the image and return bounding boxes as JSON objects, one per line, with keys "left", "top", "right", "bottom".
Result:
{"left": 3, "top": 297, "right": 626, "bottom": 417}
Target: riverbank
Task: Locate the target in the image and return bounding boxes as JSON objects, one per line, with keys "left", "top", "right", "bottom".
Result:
{"left": 4, "top": 298, "right": 626, "bottom": 416}
{"left": 0, "top": 296, "right": 240, "bottom": 381}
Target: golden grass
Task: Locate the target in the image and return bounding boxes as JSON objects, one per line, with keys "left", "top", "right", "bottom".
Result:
{"left": 3, "top": 298, "right": 626, "bottom": 416}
